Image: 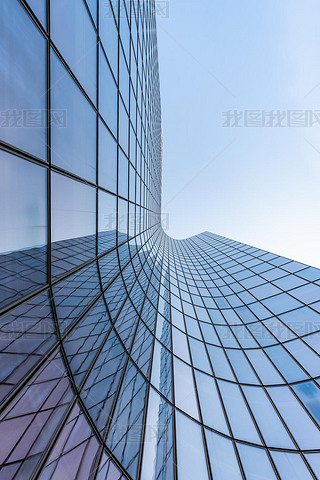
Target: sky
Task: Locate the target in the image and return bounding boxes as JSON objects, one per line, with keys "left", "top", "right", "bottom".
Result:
{"left": 157, "top": 0, "right": 320, "bottom": 269}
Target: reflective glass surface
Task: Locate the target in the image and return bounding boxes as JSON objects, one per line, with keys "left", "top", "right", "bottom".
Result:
{"left": 0, "top": 1, "right": 320, "bottom": 480}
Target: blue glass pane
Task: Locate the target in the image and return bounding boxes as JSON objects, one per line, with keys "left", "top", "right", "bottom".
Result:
{"left": 51, "top": 52, "right": 96, "bottom": 182}
{"left": 176, "top": 412, "right": 209, "bottom": 480}
{"left": 51, "top": 0, "right": 97, "bottom": 102}
{"left": 218, "top": 380, "right": 261, "bottom": 444}
{"left": 267, "top": 385, "right": 320, "bottom": 449}
{"left": 205, "top": 429, "right": 242, "bottom": 480}
{"left": 53, "top": 262, "right": 101, "bottom": 334}
{"left": 98, "top": 190, "right": 117, "bottom": 255}
{"left": 266, "top": 344, "right": 307, "bottom": 382}
{"left": 292, "top": 381, "right": 320, "bottom": 424}
{"left": 243, "top": 385, "right": 295, "bottom": 448}
{"left": 81, "top": 329, "right": 127, "bottom": 435}
{"left": 99, "top": 119, "right": 117, "bottom": 193}
{"left": 174, "top": 357, "right": 199, "bottom": 419}
{"left": 26, "top": 0, "right": 46, "bottom": 28}
{"left": 195, "top": 370, "right": 229, "bottom": 434}
{"left": 63, "top": 297, "right": 111, "bottom": 386}
{"left": 140, "top": 388, "right": 174, "bottom": 480}
{"left": 107, "top": 362, "right": 147, "bottom": 479}
{"left": 151, "top": 339, "right": 172, "bottom": 400}
{"left": 0, "top": 290, "right": 56, "bottom": 403}
{"left": 0, "top": 0, "right": 46, "bottom": 159}
{"left": 99, "top": 1, "right": 118, "bottom": 77}
{"left": 237, "top": 444, "right": 277, "bottom": 480}
{"left": 271, "top": 451, "right": 314, "bottom": 480}
{"left": 51, "top": 172, "right": 96, "bottom": 277}
{"left": 99, "top": 47, "right": 118, "bottom": 136}
{"left": 117, "top": 198, "right": 128, "bottom": 240}
{"left": 86, "top": 0, "right": 97, "bottom": 25}
{"left": 0, "top": 150, "right": 47, "bottom": 309}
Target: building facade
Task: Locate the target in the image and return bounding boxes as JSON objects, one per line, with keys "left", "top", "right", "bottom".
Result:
{"left": 1, "top": 1, "right": 320, "bottom": 479}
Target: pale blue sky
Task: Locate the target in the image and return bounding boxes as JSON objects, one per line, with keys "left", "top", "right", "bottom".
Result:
{"left": 157, "top": 0, "right": 320, "bottom": 268}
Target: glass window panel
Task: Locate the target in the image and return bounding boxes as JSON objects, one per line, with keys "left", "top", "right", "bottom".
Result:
{"left": 172, "top": 327, "right": 190, "bottom": 363}
{"left": 98, "top": 190, "right": 117, "bottom": 255}
{"left": 195, "top": 370, "right": 229, "bottom": 434}
{"left": 53, "top": 262, "right": 101, "bottom": 334}
{"left": 95, "top": 452, "right": 124, "bottom": 480}
{"left": 171, "top": 307, "right": 185, "bottom": 331}
{"left": 263, "top": 317, "right": 296, "bottom": 342}
{"left": 129, "top": 164, "right": 136, "bottom": 203}
{"left": 0, "top": 352, "right": 72, "bottom": 479}
{"left": 265, "top": 345, "right": 307, "bottom": 382}
{"left": 99, "top": 47, "right": 118, "bottom": 136}
{"left": 131, "top": 320, "right": 154, "bottom": 377}
{"left": 285, "top": 339, "right": 320, "bottom": 377}
{"left": 262, "top": 293, "right": 302, "bottom": 315}
{"left": 304, "top": 332, "right": 320, "bottom": 354}
{"left": 189, "top": 337, "right": 212, "bottom": 373}
{"left": 185, "top": 315, "right": 202, "bottom": 339}
{"left": 26, "top": 0, "right": 46, "bottom": 27}
{"left": 205, "top": 429, "right": 242, "bottom": 480}
{"left": 237, "top": 444, "right": 277, "bottom": 480}
{"left": 176, "top": 412, "right": 209, "bottom": 480}
{"left": 218, "top": 380, "right": 261, "bottom": 444}
{"left": 232, "top": 325, "right": 258, "bottom": 348}
{"left": 250, "top": 283, "right": 281, "bottom": 300}
{"left": 118, "top": 149, "right": 128, "bottom": 199}
{"left": 200, "top": 322, "right": 220, "bottom": 344}
{"left": 156, "top": 315, "right": 172, "bottom": 349}
{"left": 151, "top": 339, "right": 172, "bottom": 400}
{"left": 216, "top": 325, "right": 239, "bottom": 348}
{"left": 290, "top": 284, "right": 320, "bottom": 305}
{"left": 246, "top": 349, "right": 284, "bottom": 384}
{"left": 51, "top": 0, "right": 97, "bottom": 102}
{"left": 99, "top": 120, "right": 117, "bottom": 193}
{"left": 106, "top": 362, "right": 147, "bottom": 479}
{"left": 243, "top": 386, "right": 295, "bottom": 448}
{"left": 0, "top": 290, "right": 56, "bottom": 403}
{"left": 128, "top": 201, "right": 136, "bottom": 237}
{"left": 117, "top": 198, "right": 128, "bottom": 241}
{"left": 247, "top": 322, "right": 276, "bottom": 347}
{"left": 292, "top": 381, "right": 320, "bottom": 424}
{"left": 0, "top": 151, "right": 47, "bottom": 309}
{"left": 120, "top": 10, "right": 130, "bottom": 64}
{"left": 51, "top": 172, "right": 96, "bottom": 277}
{"left": 81, "top": 329, "right": 127, "bottom": 435}
{"left": 0, "top": 0, "right": 47, "bottom": 159}
{"left": 86, "top": 0, "right": 97, "bottom": 25}
{"left": 37, "top": 402, "right": 100, "bottom": 480}
{"left": 279, "top": 306, "right": 320, "bottom": 336}
{"left": 140, "top": 388, "right": 174, "bottom": 480}
{"left": 62, "top": 297, "right": 111, "bottom": 386}
{"left": 267, "top": 385, "right": 320, "bottom": 450}
{"left": 271, "top": 451, "right": 314, "bottom": 480}
{"left": 99, "top": 1, "right": 118, "bottom": 77}
{"left": 173, "top": 357, "right": 199, "bottom": 419}
{"left": 298, "top": 267, "right": 320, "bottom": 282}
{"left": 119, "top": 99, "right": 129, "bottom": 155}
{"left": 304, "top": 453, "right": 320, "bottom": 479}
{"left": 274, "top": 274, "right": 307, "bottom": 291}
{"left": 51, "top": 51, "right": 96, "bottom": 182}
{"left": 119, "top": 47, "right": 129, "bottom": 109}
{"left": 207, "top": 345, "right": 235, "bottom": 381}
{"left": 226, "top": 349, "right": 259, "bottom": 384}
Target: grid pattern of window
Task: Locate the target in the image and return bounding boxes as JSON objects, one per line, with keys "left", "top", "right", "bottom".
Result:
{"left": 1, "top": 1, "right": 320, "bottom": 479}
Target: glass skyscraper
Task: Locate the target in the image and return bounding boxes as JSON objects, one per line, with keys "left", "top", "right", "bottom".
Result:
{"left": 1, "top": 1, "right": 320, "bottom": 479}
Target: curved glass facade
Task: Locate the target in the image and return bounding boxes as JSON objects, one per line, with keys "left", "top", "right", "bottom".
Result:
{"left": 1, "top": 1, "right": 320, "bottom": 479}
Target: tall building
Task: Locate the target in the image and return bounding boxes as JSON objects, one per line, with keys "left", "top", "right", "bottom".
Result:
{"left": 1, "top": 1, "right": 320, "bottom": 479}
